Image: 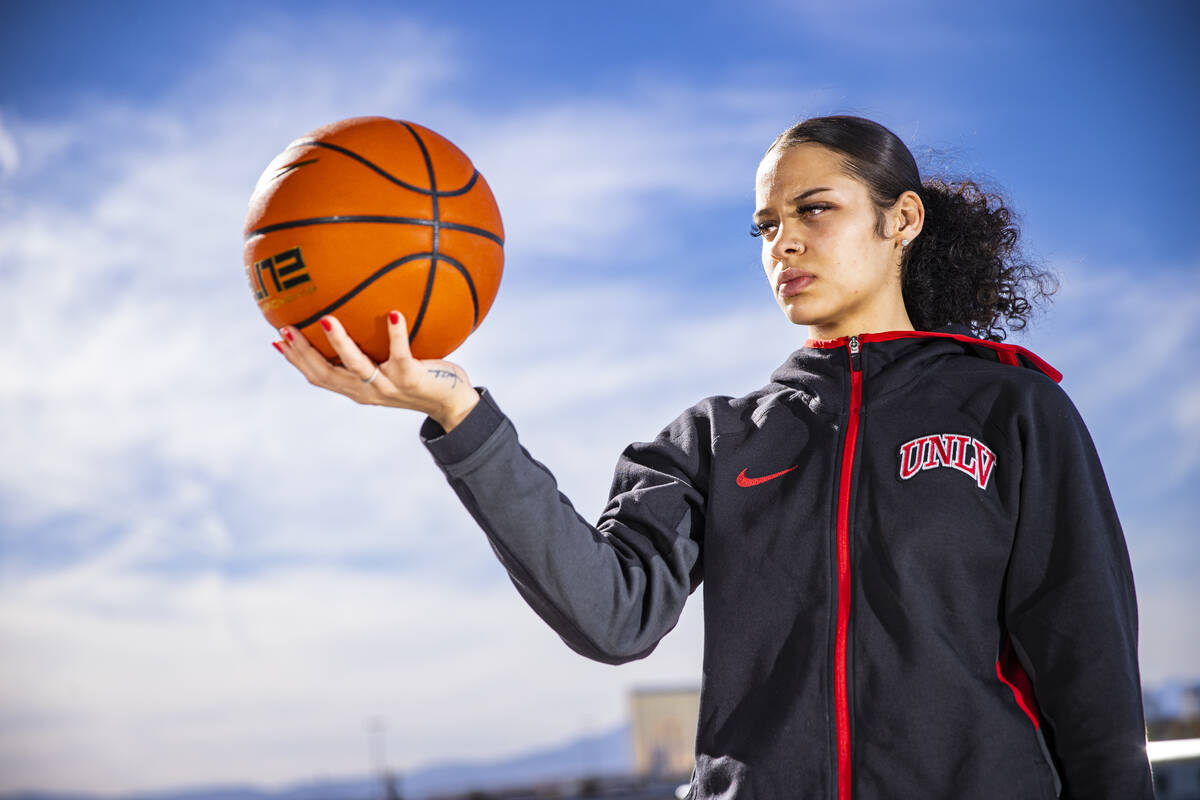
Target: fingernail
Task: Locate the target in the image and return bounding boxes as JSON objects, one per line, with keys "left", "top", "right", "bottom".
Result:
{"left": 320, "top": 318, "right": 332, "bottom": 332}
{"left": 281, "top": 328, "right": 294, "bottom": 342}
{"left": 389, "top": 311, "right": 399, "bottom": 325}
{"left": 272, "top": 341, "right": 284, "bottom": 354}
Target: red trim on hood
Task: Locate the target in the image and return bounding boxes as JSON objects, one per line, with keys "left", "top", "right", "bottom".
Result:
{"left": 803, "top": 330, "right": 1061, "bottom": 382}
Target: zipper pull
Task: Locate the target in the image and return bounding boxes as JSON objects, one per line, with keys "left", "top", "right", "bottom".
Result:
{"left": 848, "top": 335, "right": 861, "bottom": 371}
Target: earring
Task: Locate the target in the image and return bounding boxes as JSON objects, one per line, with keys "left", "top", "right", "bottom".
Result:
{"left": 902, "top": 239, "right": 910, "bottom": 247}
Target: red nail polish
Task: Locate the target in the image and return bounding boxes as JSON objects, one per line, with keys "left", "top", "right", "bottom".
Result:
{"left": 389, "top": 311, "right": 399, "bottom": 325}
{"left": 282, "top": 329, "right": 294, "bottom": 342}
{"left": 320, "top": 318, "right": 332, "bottom": 332}
{"left": 272, "top": 341, "right": 284, "bottom": 354}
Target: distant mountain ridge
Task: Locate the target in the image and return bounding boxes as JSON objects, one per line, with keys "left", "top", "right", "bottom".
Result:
{"left": 2, "top": 725, "right": 632, "bottom": 800}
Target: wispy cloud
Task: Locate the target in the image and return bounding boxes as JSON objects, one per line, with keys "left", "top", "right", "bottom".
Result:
{"left": 1014, "top": 257, "right": 1200, "bottom": 489}
{"left": 759, "top": 0, "right": 1027, "bottom": 57}
{"left": 0, "top": 115, "right": 17, "bottom": 177}
{"left": 0, "top": 561, "right": 705, "bottom": 789}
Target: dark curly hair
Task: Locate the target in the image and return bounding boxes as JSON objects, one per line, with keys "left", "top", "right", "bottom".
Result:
{"left": 767, "top": 115, "right": 1057, "bottom": 341}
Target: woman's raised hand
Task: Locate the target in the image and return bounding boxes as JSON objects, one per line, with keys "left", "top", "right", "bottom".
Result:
{"left": 273, "top": 311, "right": 480, "bottom": 432}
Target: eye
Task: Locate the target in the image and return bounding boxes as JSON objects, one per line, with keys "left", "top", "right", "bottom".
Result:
{"left": 798, "top": 203, "right": 831, "bottom": 217}
{"left": 749, "top": 220, "right": 776, "bottom": 238}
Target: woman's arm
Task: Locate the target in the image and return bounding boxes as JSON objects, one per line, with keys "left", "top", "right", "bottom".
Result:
{"left": 420, "top": 391, "right": 707, "bottom": 664}
{"left": 274, "top": 313, "right": 707, "bottom": 664}
{"left": 1004, "top": 382, "right": 1155, "bottom": 799}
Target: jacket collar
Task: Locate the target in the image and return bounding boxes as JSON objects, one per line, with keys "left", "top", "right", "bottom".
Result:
{"left": 769, "top": 324, "right": 1061, "bottom": 397}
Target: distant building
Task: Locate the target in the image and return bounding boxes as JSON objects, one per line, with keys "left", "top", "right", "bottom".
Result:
{"left": 629, "top": 687, "right": 700, "bottom": 778}
{"left": 1146, "top": 680, "right": 1200, "bottom": 741}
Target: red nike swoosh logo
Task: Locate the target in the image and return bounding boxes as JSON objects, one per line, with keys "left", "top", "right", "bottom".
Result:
{"left": 736, "top": 465, "right": 798, "bottom": 487}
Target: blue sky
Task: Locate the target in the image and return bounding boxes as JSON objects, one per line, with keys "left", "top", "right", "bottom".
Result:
{"left": 1, "top": 0, "right": 1198, "bottom": 793}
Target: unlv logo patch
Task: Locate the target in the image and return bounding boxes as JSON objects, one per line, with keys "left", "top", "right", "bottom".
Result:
{"left": 898, "top": 433, "right": 997, "bottom": 490}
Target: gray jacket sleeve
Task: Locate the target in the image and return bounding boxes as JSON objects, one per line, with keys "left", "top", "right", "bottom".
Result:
{"left": 420, "top": 389, "right": 708, "bottom": 665}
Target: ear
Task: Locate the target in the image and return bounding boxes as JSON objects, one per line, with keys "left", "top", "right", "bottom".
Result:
{"left": 893, "top": 190, "right": 925, "bottom": 244}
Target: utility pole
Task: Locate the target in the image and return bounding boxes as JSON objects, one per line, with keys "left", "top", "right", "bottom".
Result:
{"left": 366, "top": 716, "right": 402, "bottom": 800}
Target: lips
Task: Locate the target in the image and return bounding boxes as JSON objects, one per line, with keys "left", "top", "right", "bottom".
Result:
{"left": 777, "top": 268, "right": 816, "bottom": 297}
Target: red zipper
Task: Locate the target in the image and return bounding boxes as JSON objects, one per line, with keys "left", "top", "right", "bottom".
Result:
{"left": 834, "top": 335, "right": 863, "bottom": 800}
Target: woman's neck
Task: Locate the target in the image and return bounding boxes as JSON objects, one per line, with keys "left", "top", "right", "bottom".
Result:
{"left": 809, "top": 306, "right": 915, "bottom": 341}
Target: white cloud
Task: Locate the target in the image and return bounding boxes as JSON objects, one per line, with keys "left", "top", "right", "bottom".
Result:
{"left": 0, "top": 8, "right": 831, "bottom": 561}
{"left": 449, "top": 84, "right": 831, "bottom": 259}
{"left": 756, "top": 0, "right": 1028, "bottom": 62}
{"left": 0, "top": 115, "right": 17, "bottom": 177}
{"left": 1012, "top": 257, "right": 1200, "bottom": 489}
{"left": 0, "top": 563, "right": 706, "bottom": 790}
{"left": 1172, "top": 384, "right": 1200, "bottom": 476}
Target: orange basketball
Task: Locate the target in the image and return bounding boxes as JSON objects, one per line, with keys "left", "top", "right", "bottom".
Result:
{"left": 243, "top": 116, "right": 504, "bottom": 362}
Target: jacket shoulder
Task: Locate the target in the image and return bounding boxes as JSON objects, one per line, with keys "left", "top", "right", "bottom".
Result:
{"left": 931, "top": 355, "right": 1102, "bottom": 473}
{"left": 666, "top": 381, "right": 801, "bottom": 441}
{"left": 930, "top": 347, "right": 1068, "bottom": 401}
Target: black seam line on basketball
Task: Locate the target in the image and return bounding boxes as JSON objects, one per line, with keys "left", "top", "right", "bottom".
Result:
{"left": 441, "top": 170, "right": 479, "bottom": 197}
{"left": 399, "top": 122, "right": 440, "bottom": 345}
{"left": 243, "top": 216, "right": 504, "bottom": 246}
{"left": 295, "top": 140, "right": 480, "bottom": 197}
{"left": 436, "top": 252, "right": 480, "bottom": 328}
{"left": 273, "top": 157, "right": 320, "bottom": 179}
{"left": 291, "top": 252, "right": 431, "bottom": 330}
{"left": 408, "top": 260, "right": 438, "bottom": 345}
{"left": 400, "top": 122, "right": 441, "bottom": 260}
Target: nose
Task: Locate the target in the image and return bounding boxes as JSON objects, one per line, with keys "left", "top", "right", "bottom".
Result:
{"left": 769, "top": 234, "right": 804, "bottom": 263}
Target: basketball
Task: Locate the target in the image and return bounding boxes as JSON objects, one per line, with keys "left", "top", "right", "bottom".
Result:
{"left": 243, "top": 116, "right": 504, "bottom": 362}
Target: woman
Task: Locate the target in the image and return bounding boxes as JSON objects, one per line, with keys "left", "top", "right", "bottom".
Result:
{"left": 273, "top": 116, "right": 1154, "bottom": 799}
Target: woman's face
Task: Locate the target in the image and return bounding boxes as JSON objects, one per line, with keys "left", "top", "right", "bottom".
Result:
{"left": 754, "top": 143, "right": 910, "bottom": 339}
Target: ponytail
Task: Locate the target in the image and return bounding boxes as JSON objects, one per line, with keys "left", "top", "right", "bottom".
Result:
{"left": 903, "top": 178, "right": 1057, "bottom": 340}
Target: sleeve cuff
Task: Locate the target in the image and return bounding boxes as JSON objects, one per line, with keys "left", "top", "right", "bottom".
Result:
{"left": 419, "top": 387, "right": 506, "bottom": 465}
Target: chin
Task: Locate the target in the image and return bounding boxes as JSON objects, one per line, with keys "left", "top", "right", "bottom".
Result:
{"left": 777, "top": 301, "right": 825, "bottom": 328}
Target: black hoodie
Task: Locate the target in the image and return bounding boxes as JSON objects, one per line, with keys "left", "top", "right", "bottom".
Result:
{"left": 421, "top": 325, "right": 1154, "bottom": 799}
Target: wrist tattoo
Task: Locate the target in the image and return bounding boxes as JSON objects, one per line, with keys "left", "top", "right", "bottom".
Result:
{"left": 427, "top": 368, "right": 461, "bottom": 388}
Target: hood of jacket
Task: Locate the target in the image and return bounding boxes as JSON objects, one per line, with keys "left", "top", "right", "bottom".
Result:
{"left": 766, "top": 323, "right": 1061, "bottom": 413}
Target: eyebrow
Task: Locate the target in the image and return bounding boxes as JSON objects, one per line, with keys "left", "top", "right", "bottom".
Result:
{"left": 754, "top": 186, "right": 835, "bottom": 218}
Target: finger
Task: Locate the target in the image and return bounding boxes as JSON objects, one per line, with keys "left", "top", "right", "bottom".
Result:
{"left": 277, "top": 323, "right": 344, "bottom": 388}
{"left": 275, "top": 323, "right": 398, "bottom": 405}
{"left": 272, "top": 339, "right": 312, "bottom": 379}
{"left": 319, "top": 315, "right": 378, "bottom": 381}
{"left": 386, "top": 310, "right": 414, "bottom": 362}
